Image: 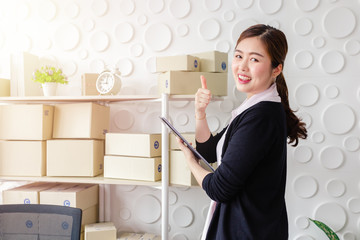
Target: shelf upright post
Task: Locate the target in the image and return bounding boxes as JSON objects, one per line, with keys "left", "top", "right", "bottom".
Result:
{"left": 161, "top": 93, "right": 169, "bottom": 240}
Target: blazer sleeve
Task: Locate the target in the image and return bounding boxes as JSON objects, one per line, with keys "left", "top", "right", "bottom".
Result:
{"left": 195, "top": 127, "right": 227, "bottom": 164}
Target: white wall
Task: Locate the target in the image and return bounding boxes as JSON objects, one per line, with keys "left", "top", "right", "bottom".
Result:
{"left": 0, "top": 0, "right": 359, "bottom": 239}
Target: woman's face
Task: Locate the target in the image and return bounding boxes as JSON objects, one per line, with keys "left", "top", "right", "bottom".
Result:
{"left": 232, "top": 36, "right": 281, "bottom": 98}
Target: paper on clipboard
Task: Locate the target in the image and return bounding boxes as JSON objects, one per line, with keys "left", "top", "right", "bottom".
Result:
{"left": 160, "top": 116, "right": 215, "bottom": 172}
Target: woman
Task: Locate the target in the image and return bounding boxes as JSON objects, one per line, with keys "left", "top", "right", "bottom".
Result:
{"left": 177, "top": 24, "right": 307, "bottom": 239}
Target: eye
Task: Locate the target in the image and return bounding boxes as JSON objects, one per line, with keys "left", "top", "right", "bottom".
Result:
{"left": 234, "top": 54, "right": 242, "bottom": 59}
{"left": 250, "top": 58, "right": 259, "bottom": 62}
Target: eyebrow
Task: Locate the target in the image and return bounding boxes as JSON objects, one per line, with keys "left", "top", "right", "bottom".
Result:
{"left": 235, "top": 49, "right": 265, "bottom": 58}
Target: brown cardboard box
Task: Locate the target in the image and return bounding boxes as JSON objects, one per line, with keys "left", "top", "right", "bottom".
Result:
{"left": 85, "top": 222, "right": 116, "bottom": 240}
{"left": 39, "top": 183, "right": 99, "bottom": 210}
{"left": 170, "top": 150, "right": 198, "bottom": 187}
{"left": 0, "top": 140, "right": 46, "bottom": 176}
{"left": 156, "top": 55, "right": 200, "bottom": 72}
{"left": 169, "top": 132, "right": 196, "bottom": 150}
{"left": 0, "top": 78, "right": 10, "bottom": 96}
{"left": 193, "top": 51, "right": 228, "bottom": 72}
{"left": 158, "top": 71, "right": 227, "bottom": 96}
{"left": 53, "top": 102, "right": 110, "bottom": 139}
{"left": 2, "top": 182, "right": 58, "bottom": 204}
{"left": 104, "top": 156, "right": 161, "bottom": 182}
{"left": 47, "top": 139, "right": 104, "bottom": 177}
{"left": 81, "top": 73, "right": 100, "bottom": 96}
{"left": 105, "top": 133, "right": 161, "bottom": 157}
{"left": 0, "top": 104, "right": 54, "bottom": 140}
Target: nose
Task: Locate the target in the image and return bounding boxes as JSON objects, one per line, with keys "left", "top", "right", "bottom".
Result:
{"left": 239, "top": 58, "right": 248, "bottom": 72}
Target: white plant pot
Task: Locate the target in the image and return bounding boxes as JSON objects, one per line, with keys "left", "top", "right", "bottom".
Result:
{"left": 42, "top": 82, "right": 58, "bottom": 96}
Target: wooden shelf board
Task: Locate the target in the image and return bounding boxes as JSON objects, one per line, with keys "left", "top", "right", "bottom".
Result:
{"left": 0, "top": 175, "right": 161, "bottom": 186}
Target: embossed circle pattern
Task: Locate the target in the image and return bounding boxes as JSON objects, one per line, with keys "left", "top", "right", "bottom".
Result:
{"left": 348, "top": 197, "right": 360, "bottom": 213}
{"left": 204, "top": 0, "right": 222, "bottom": 12}
{"left": 236, "top": 0, "right": 254, "bottom": 9}
{"left": 320, "top": 51, "right": 345, "bottom": 74}
{"left": 326, "top": 179, "right": 346, "bottom": 198}
{"left": 114, "top": 22, "right": 134, "bottom": 43}
{"left": 320, "top": 146, "right": 344, "bottom": 170}
{"left": 148, "top": 0, "right": 164, "bottom": 14}
{"left": 54, "top": 24, "right": 80, "bottom": 51}
{"left": 90, "top": 31, "right": 110, "bottom": 52}
{"left": 173, "top": 206, "right": 194, "bottom": 228}
{"left": 135, "top": 195, "right": 161, "bottom": 223}
{"left": 169, "top": 0, "right": 191, "bottom": 19}
{"left": 295, "top": 0, "right": 320, "bottom": 12}
{"left": 344, "top": 39, "right": 360, "bottom": 56}
{"left": 324, "top": 85, "right": 339, "bottom": 99}
{"left": 322, "top": 103, "right": 355, "bottom": 134}
{"left": 294, "top": 145, "right": 313, "bottom": 163}
{"left": 295, "top": 216, "right": 310, "bottom": 229}
{"left": 314, "top": 202, "right": 346, "bottom": 231}
{"left": 92, "top": 0, "right": 108, "bottom": 16}
{"left": 343, "top": 136, "right": 360, "bottom": 152}
{"left": 293, "top": 175, "right": 318, "bottom": 198}
{"left": 294, "top": 51, "right": 313, "bottom": 69}
{"left": 114, "top": 110, "right": 135, "bottom": 130}
{"left": 294, "top": 83, "right": 319, "bottom": 107}
{"left": 119, "top": 0, "right": 135, "bottom": 15}
{"left": 38, "top": 0, "right": 57, "bottom": 21}
{"left": 323, "top": 7, "right": 356, "bottom": 38}
{"left": 144, "top": 23, "right": 172, "bottom": 52}
{"left": 294, "top": 18, "right": 313, "bottom": 36}
{"left": 258, "top": 0, "right": 282, "bottom": 14}
{"left": 199, "top": 18, "right": 221, "bottom": 40}
{"left": 311, "top": 131, "right": 325, "bottom": 144}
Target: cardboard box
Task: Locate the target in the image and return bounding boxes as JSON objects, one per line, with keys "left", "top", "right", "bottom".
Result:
{"left": 193, "top": 51, "right": 228, "bottom": 72}
{"left": 81, "top": 73, "right": 100, "bottom": 96}
{"left": 2, "top": 182, "right": 58, "bottom": 204}
{"left": 81, "top": 204, "right": 99, "bottom": 230}
{"left": 158, "top": 71, "right": 227, "bottom": 96}
{"left": 170, "top": 150, "right": 198, "bottom": 187}
{"left": 53, "top": 102, "right": 110, "bottom": 139}
{"left": 85, "top": 222, "right": 116, "bottom": 240}
{"left": 156, "top": 55, "right": 200, "bottom": 72}
{"left": 105, "top": 133, "right": 161, "bottom": 157}
{"left": 104, "top": 156, "right": 161, "bottom": 182}
{"left": 47, "top": 139, "right": 104, "bottom": 177}
{"left": 0, "top": 104, "right": 54, "bottom": 140}
{"left": 0, "top": 78, "right": 10, "bottom": 96}
{"left": 169, "top": 132, "right": 196, "bottom": 150}
{"left": 39, "top": 183, "right": 98, "bottom": 210}
{"left": 0, "top": 140, "right": 46, "bottom": 176}
{"left": 118, "top": 232, "right": 160, "bottom": 240}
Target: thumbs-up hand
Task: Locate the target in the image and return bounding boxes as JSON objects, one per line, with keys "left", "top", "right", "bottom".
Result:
{"left": 195, "top": 75, "right": 211, "bottom": 120}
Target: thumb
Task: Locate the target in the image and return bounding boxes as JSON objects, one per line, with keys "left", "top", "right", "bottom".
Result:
{"left": 200, "top": 75, "right": 207, "bottom": 89}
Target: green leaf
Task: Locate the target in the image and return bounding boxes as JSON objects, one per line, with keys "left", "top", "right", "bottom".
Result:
{"left": 309, "top": 218, "right": 340, "bottom": 240}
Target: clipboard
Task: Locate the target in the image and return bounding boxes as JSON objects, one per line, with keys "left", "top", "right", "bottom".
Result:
{"left": 159, "top": 116, "right": 215, "bottom": 172}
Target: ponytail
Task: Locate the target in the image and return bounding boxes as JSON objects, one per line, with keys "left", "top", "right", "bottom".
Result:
{"left": 276, "top": 73, "right": 307, "bottom": 146}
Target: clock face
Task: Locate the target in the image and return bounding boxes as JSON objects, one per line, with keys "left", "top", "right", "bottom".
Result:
{"left": 96, "top": 72, "right": 115, "bottom": 94}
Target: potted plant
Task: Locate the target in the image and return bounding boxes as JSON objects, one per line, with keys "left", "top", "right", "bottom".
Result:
{"left": 32, "top": 66, "right": 68, "bottom": 96}
{"left": 309, "top": 218, "right": 339, "bottom": 240}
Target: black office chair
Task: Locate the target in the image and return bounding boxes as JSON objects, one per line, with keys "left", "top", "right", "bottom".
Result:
{"left": 0, "top": 204, "right": 82, "bottom": 240}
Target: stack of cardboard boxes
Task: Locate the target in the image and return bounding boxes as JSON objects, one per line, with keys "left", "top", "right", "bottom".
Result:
{"left": 2, "top": 182, "right": 99, "bottom": 239}
{"left": 48, "top": 102, "right": 110, "bottom": 177}
{"left": 156, "top": 51, "right": 227, "bottom": 186}
{"left": 104, "top": 133, "right": 162, "bottom": 182}
{"left": 157, "top": 50, "right": 228, "bottom": 96}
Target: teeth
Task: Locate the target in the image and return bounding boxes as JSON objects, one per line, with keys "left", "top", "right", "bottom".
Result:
{"left": 238, "top": 75, "right": 250, "bottom": 81}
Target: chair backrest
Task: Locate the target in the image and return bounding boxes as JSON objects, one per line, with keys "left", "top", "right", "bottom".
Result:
{"left": 0, "top": 204, "right": 82, "bottom": 240}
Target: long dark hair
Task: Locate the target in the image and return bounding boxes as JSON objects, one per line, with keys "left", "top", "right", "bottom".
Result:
{"left": 236, "top": 24, "right": 307, "bottom": 146}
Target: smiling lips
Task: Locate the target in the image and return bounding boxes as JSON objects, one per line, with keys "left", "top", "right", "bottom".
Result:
{"left": 238, "top": 74, "right": 251, "bottom": 84}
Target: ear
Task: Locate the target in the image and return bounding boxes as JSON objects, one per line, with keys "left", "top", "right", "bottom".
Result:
{"left": 272, "top": 64, "right": 283, "bottom": 79}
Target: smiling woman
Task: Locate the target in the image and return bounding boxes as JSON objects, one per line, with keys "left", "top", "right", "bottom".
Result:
{"left": 176, "top": 24, "right": 308, "bottom": 240}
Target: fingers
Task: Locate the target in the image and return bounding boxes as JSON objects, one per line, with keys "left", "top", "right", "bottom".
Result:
{"left": 200, "top": 75, "right": 207, "bottom": 89}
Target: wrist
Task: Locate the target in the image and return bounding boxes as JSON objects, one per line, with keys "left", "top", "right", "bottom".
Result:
{"left": 195, "top": 113, "right": 206, "bottom": 120}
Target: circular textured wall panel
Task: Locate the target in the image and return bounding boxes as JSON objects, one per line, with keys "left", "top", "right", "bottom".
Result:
{"left": 323, "top": 7, "right": 356, "bottom": 39}
{"left": 114, "top": 22, "right": 134, "bottom": 43}
{"left": 135, "top": 195, "right": 161, "bottom": 223}
{"left": 347, "top": 197, "right": 360, "bottom": 213}
{"left": 92, "top": 0, "right": 108, "bottom": 17}
{"left": 293, "top": 175, "right": 318, "bottom": 198}
{"left": 324, "top": 85, "right": 339, "bottom": 99}
{"left": 294, "top": 51, "right": 313, "bottom": 69}
{"left": 114, "top": 110, "right": 135, "bottom": 130}
{"left": 295, "top": 216, "right": 310, "bottom": 229}
{"left": 294, "top": 83, "right": 319, "bottom": 107}
{"left": 343, "top": 136, "right": 360, "bottom": 152}
{"left": 236, "top": 0, "right": 254, "bottom": 9}
{"left": 54, "top": 23, "right": 80, "bottom": 51}
{"left": 119, "top": 0, "right": 135, "bottom": 16}
{"left": 294, "top": 18, "right": 313, "bottom": 36}
{"left": 65, "top": 2, "right": 79, "bottom": 19}
{"left": 115, "top": 58, "right": 134, "bottom": 76}
{"left": 258, "top": 0, "right": 282, "bottom": 14}
{"left": 173, "top": 205, "right": 194, "bottom": 228}
{"left": 344, "top": 39, "right": 360, "bottom": 56}
{"left": 169, "top": 0, "right": 191, "bottom": 19}
{"left": 319, "top": 146, "right": 344, "bottom": 170}
{"left": 144, "top": 23, "right": 172, "bottom": 52}
{"left": 314, "top": 202, "right": 347, "bottom": 231}
{"left": 223, "top": 10, "right": 235, "bottom": 22}
{"left": 176, "top": 24, "right": 189, "bottom": 37}
{"left": 322, "top": 103, "right": 355, "bottom": 135}
{"left": 320, "top": 50, "right": 345, "bottom": 74}
{"left": 326, "top": 179, "right": 346, "bottom": 198}
{"left": 38, "top": 0, "right": 57, "bottom": 21}
{"left": 312, "top": 36, "right": 326, "bottom": 49}
{"left": 199, "top": 18, "right": 221, "bottom": 40}
{"left": 293, "top": 145, "right": 313, "bottom": 163}
{"left": 148, "top": 0, "right": 164, "bottom": 14}
{"left": 311, "top": 131, "right": 324, "bottom": 144}
{"left": 90, "top": 31, "right": 110, "bottom": 52}
{"left": 232, "top": 19, "right": 258, "bottom": 43}
{"left": 295, "top": 0, "right": 319, "bottom": 12}
{"left": 204, "top": 0, "right": 222, "bottom": 12}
